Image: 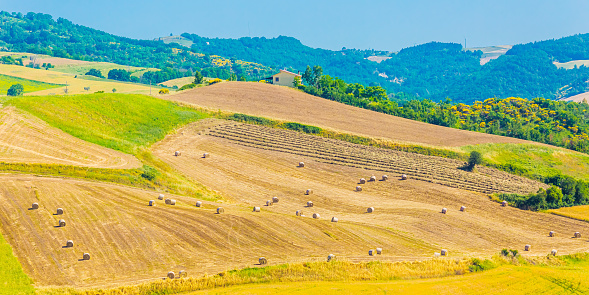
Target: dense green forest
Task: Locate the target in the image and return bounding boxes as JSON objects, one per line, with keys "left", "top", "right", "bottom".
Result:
{"left": 0, "top": 12, "right": 274, "bottom": 82}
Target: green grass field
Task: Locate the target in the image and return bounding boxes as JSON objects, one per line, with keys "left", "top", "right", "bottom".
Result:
{"left": 0, "top": 74, "right": 61, "bottom": 95}
{"left": 4, "top": 93, "right": 208, "bottom": 154}
{"left": 461, "top": 143, "right": 589, "bottom": 181}
{"left": 0, "top": 232, "right": 34, "bottom": 295}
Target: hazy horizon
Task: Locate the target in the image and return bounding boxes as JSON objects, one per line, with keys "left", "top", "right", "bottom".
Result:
{"left": 2, "top": 0, "right": 589, "bottom": 51}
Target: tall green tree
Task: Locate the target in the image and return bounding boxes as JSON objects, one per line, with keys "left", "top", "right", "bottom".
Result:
{"left": 194, "top": 70, "right": 204, "bottom": 84}
{"left": 7, "top": 83, "right": 23, "bottom": 96}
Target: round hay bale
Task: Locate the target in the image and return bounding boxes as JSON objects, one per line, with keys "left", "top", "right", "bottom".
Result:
{"left": 167, "top": 271, "right": 175, "bottom": 279}
{"left": 441, "top": 208, "right": 447, "bottom": 214}
{"left": 359, "top": 178, "right": 366, "bottom": 184}
{"left": 440, "top": 249, "right": 448, "bottom": 256}
{"left": 170, "top": 199, "right": 176, "bottom": 205}
{"left": 32, "top": 203, "right": 39, "bottom": 210}
{"left": 376, "top": 248, "right": 382, "bottom": 255}
{"left": 66, "top": 240, "right": 74, "bottom": 247}
{"left": 253, "top": 206, "right": 261, "bottom": 212}
{"left": 370, "top": 176, "right": 376, "bottom": 182}
{"left": 158, "top": 194, "right": 164, "bottom": 200}
{"left": 367, "top": 207, "right": 374, "bottom": 213}
{"left": 549, "top": 231, "right": 555, "bottom": 237}
{"left": 272, "top": 196, "right": 279, "bottom": 203}
{"left": 56, "top": 208, "right": 64, "bottom": 215}
{"left": 266, "top": 200, "right": 273, "bottom": 206}
{"left": 196, "top": 201, "right": 202, "bottom": 207}
{"left": 217, "top": 207, "right": 224, "bottom": 214}
{"left": 356, "top": 186, "right": 362, "bottom": 192}
{"left": 259, "top": 257, "right": 267, "bottom": 265}
{"left": 307, "top": 201, "right": 314, "bottom": 207}
{"left": 203, "top": 153, "right": 210, "bottom": 158}
{"left": 296, "top": 210, "right": 303, "bottom": 216}
{"left": 382, "top": 175, "right": 388, "bottom": 181}
{"left": 59, "top": 219, "right": 66, "bottom": 227}
{"left": 83, "top": 253, "right": 90, "bottom": 260}
{"left": 501, "top": 201, "right": 508, "bottom": 207}
{"left": 327, "top": 254, "right": 335, "bottom": 262}
{"left": 149, "top": 200, "right": 156, "bottom": 206}
{"left": 298, "top": 162, "right": 305, "bottom": 167}
{"left": 331, "top": 217, "right": 338, "bottom": 222}
{"left": 460, "top": 206, "right": 466, "bottom": 212}
{"left": 551, "top": 249, "right": 558, "bottom": 256}
{"left": 165, "top": 198, "right": 171, "bottom": 205}
{"left": 174, "top": 151, "right": 181, "bottom": 157}
{"left": 574, "top": 232, "right": 582, "bottom": 238}
{"left": 369, "top": 249, "right": 374, "bottom": 256}
{"left": 401, "top": 174, "right": 407, "bottom": 180}
{"left": 524, "top": 244, "right": 531, "bottom": 251}
{"left": 306, "top": 189, "right": 313, "bottom": 195}
{"left": 312, "top": 213, "right": 320, "bottom": 219}
{"left": 179, "top": 270, "right": 187, "bottom": 277}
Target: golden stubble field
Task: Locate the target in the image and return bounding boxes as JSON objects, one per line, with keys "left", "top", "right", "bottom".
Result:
{"left": 150, "top": 119, "right": 589, "bottom": 262}
{"left": 0, "top": 106, "right": 140, "bottom": 168}
{"left": 169, "top": 82, "right": 534, "bottom": 147}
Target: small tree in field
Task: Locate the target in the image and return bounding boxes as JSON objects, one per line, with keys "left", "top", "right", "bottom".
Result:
{"left": 112, "top": 88, "right": 117, "bottom": 93}
{"left": 194, "top": 70, "right": 204, "bottom": 84}
{"left": 7, "top": 83, "right": 24, "bottom": 96}
{"left": 466, "top": 151, "right": 483, "bottom": 171}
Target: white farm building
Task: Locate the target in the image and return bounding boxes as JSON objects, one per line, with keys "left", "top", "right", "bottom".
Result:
{"left": 265, "top": 70, "right": 301, "bottom": 87}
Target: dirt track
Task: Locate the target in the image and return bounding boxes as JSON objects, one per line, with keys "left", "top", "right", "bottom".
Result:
{"left": 0, "top": 107, "right": 140, "bottom": 168}
{"left": 170, "top": 82, "right": 532, "bottom": 147}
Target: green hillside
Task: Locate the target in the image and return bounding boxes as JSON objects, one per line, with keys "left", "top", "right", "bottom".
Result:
{"left": 0, "top": 74, "right": 61, "bottom": 94}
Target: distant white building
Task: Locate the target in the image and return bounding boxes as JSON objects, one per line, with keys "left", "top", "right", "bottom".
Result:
{"left": 265, "top": 69, "right": 301, "bottom": 87}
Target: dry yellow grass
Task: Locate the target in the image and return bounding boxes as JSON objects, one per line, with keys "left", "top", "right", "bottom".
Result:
{"left": 549, "top": 205, "right": 589, "bottom": 222}
{"left": 0, "top": 64, "right": 157, "bottom": 95}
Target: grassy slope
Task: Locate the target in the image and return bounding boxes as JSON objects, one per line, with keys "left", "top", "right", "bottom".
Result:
{"left": 0, "top": 74, "right": 61, "bottom": 94}
{"left": 549, "top": 205, "right": 589, "bottom": 222}
{"left": 0, "top": 232, "right": 34, "bottom": 295}
{"left": 5, "top": 93, "right": 206, "bottom": 154}
{"left": 3, "top": 93, "right": 219, "bottom": 200}
{"left": 185, "top": 255, "right": 589, "bottom": 295}
{"left": 461, "top": 143, "right": 589, "bottom": 181}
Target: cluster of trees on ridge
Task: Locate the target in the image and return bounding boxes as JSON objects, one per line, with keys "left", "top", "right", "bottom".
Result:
{"left": 0, "top": 12, "right": 274, "bottom": 84}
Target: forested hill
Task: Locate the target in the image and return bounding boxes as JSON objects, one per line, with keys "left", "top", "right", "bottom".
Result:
{"left": 1, "top": 11, "right": 589, "bottom": 103}
{"left": 184, "top": 33, "right": 589, "bottom": 103}
{"left": 0, "top": 11, "right": 275, "bottom": 81}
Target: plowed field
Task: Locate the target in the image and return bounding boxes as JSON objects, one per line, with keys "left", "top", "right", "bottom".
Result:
{"left": 170, "top": 82, "right": 531, "bottom": 147}
{"left": 0, "top": 107, "right": 140, "bottom": 168}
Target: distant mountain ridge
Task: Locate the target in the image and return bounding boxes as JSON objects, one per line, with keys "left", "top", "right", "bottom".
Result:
{"left": 1, "top": 11, "right": 589, "bottom": 103}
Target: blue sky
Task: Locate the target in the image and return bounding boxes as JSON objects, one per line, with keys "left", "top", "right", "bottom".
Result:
{"left": 2, "top": 0, "right": 588, "bottom": 51}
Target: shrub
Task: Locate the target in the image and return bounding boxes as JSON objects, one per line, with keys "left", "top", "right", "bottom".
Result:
{"left": 85, "top": 68, "right": 104, "bottom": 78}
{"left": 501, "top": 249, "right": 510, "bottom": 256}
{"left": 208, "top": 78, "right": 223, "bottom": 85}
{"left": 282, "top": 122, "right": 322, "bottom": 134}
{"left": 159, "top": 88, "right": 170, "bottom": 94}
{"left": 469, "top": 258, "right": 496, "bottom": 272}
{"left": 466, "top": 151, "right": 483, "bottom": 171}
{"left": 7, "top": 83, "right": 24, "bottom": 96}
{"left": 140, "top": 165, "right": 159, "bottom": 181}
{"left": 178, "top": 83, "right": 197, "bottom": 91}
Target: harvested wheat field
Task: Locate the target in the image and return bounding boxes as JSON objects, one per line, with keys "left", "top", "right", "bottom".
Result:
{"left": 0, "top": 175, "right": 431, "bottom": 288}
{"left": 0, "top": 107, "right": 139, "bottom": 168}
{"left": 151, "top": 119, "right": 589, "bottom": 259}
{"left": 170, "top": 82, "right": 531, "bottom": 147}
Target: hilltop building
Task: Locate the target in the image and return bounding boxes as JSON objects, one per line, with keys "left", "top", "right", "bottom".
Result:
{"left": 265, "top": 70, "right": 301, "bottom": 87}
